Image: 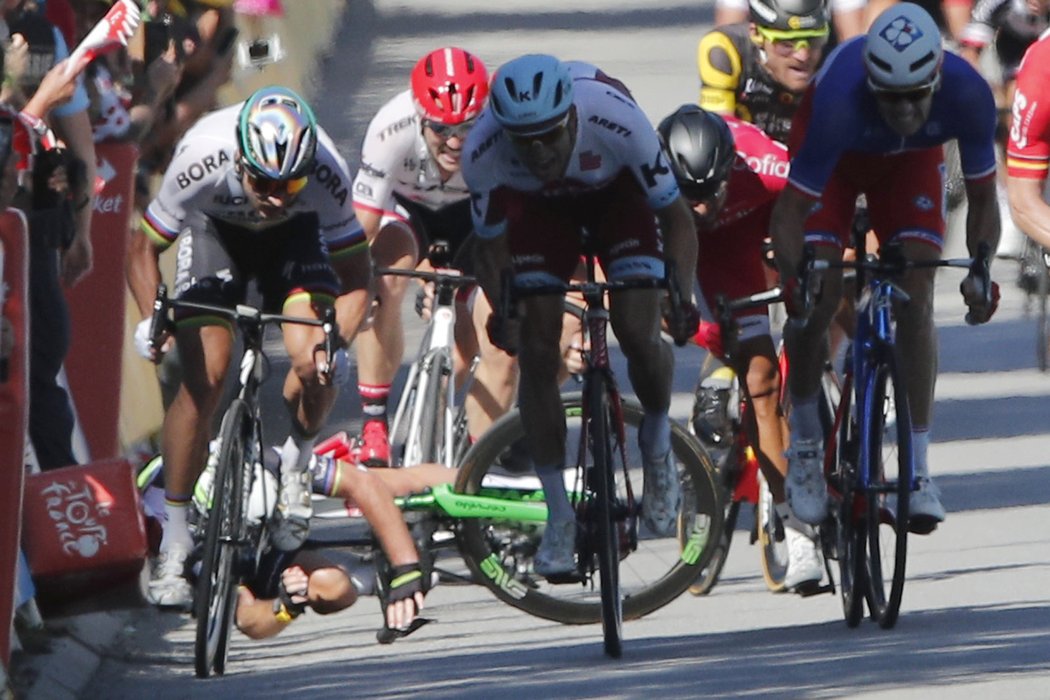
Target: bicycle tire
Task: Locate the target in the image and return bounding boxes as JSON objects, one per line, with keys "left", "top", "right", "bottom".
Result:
{"left": 194, "top": 399, "right": 250, "bottom": 678}
{"left": 455, "top": 392, "right": 722, "bottom": 624}
{"left": 688, "top": 499, "right": 738, "bottom": 596}
{"left": 832, "top": 388, "right": 866, "bottom": 628}
{"left": 588, "top": 380, "right": 623, "bottom": 657}
{"left": 417, "top": 350, "right": 451, "bottom": 465}
{"left": 863, "top": 356, "right": 911, "bottom": 629}
{"left": 757, "top": 474, "right": 787, "bottom": 592}
{"left": 1037, "top": 248, "right": 1050, "bottom": 372}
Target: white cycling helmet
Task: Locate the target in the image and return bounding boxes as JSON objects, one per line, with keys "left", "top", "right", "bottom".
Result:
{"left": 488, "top": 54, "right": 574, "bottom": 136}
{"left": 864, "top": 2, "right": 943, "bottom": 91}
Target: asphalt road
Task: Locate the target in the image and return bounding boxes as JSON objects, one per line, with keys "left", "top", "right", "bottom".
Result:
{"left": 83, "top": 2, "right": 1050, "bottom": 698}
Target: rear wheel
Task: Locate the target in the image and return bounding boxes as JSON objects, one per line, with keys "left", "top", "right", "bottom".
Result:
{"left": 863, "top": 357, "right": 911, "bottom": 629}
{"left": 455, "top": 392, "right": 723, "bottom": 624}
{"left": 194, "top": 399, "right": 250, "bottom": 678}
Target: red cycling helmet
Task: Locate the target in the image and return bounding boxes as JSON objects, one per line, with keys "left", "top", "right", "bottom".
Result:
{"left": 410, "top": 47, "right": 489, "bottom": 126}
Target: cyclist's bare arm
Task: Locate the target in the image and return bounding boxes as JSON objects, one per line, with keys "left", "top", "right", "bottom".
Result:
{"left": 235, "top": 556, "right": 355, "bottom": 640}
{"left": 960, "top": 176, "right": 1002, "bottom": 321}
{"left": 656, "top": 196, "right": 698, "bottom": 300}
{"left": 126, "top": 226, "right": 164, "bottom": 319}
{"left": 1007, "top": 176, "right": 1050, "bottom": 250}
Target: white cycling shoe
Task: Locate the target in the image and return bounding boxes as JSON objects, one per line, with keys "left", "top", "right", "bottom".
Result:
{"left": 785, "top": 437, "right": 829, "bottom": 526}
{"left": 272, "top": 469, "right": 313, "bottom": 551}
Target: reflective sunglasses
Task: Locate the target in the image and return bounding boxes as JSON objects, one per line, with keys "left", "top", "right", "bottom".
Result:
{"left": 244, "top": 168, "right": 309, "bottom": 198}
{"left": 756, "top": 25, "right": 829, "bottom": 55}
{"left": 506, "top": 122, "right": 568, "bottom": 149}
{"left": 423, "top": 117, "right": 477, "bottom": 140}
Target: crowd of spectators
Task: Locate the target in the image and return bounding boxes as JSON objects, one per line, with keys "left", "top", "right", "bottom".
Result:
{"left": 6, "top": 0, "right": 240, "bottom": 658}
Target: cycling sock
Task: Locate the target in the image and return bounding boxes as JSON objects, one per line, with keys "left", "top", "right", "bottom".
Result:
{"left": 639, "top": 410, "right": 671, "bottom": 459}
{"left": 788, "top": 391, "right": 822, "bottom": 442}
{"left": 535, "top": 463, "right": 575, "bottom": 523}
{"left": 309, "top": 453, "right": 342, "bottom": 496}
{"left": 161, "top": 495, "right": 193, "bottom": 552}
{"left": 359, "top": 383, "right": 391, "bottom": 424}
{"left": 912, "top": 429, "right": 930, "bottom": 479}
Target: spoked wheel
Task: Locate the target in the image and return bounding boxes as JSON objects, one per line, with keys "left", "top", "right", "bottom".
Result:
{"left": 418, "top": 350, "right": 453, "bottom": 465}
{"left": 863, "top": 358, "right": 911, "bottom": 629}
{"left": 389, "top": 349, "right": 452, "bottom": 467}
{"left": 687, "top": 499, "right": 738, "bottom": 596}
{"left": 194, "top": 399, "right": 250, "bottom": 678}
{"left": 455, "top": 392, "right": 723, "bottom": 625}
{"left": 757, "top": 474, "right": 788, "bottom": 592}
{"left": 588, "top": 382, "right": 623, "bottom": 658}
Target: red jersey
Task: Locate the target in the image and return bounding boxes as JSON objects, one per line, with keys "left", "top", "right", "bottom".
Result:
{"left": 1007, "top": 29, "right": 1050, "bottom": 180}
{"left": 716, "top": 116, "right": 790, "bottom": 230}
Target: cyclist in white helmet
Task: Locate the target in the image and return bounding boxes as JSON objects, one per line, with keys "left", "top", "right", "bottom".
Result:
{"left": 463, "top": 54, "right": 699, "bottom": 576}
{"left": 128, "top": 85, "right": 373, "bottom": 609}
{"left": 772, "top": 3, "right": 1001, "bottom": 532}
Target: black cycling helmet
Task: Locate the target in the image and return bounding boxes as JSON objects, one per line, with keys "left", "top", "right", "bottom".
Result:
{"left": 657, "top": 104, "right": 736, "bottom": 202}
{"left": 749, "top": 0, "right": 829, "bottom": 33}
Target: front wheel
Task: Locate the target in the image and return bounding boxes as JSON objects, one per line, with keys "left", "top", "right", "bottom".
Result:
{"left": 588, "top": 383, "right": 622, "bottom": 657}
{"left": 757, "top": 473, "right": 788, "bottom": 592}
{"left": 194, "top": 399, "right": 251, "bottom": 678}
{"left": 455, "top": 392, "right": 723, "bottom": 624}
{"left": 863, "top": 356, "right": 911, "bottom": 629}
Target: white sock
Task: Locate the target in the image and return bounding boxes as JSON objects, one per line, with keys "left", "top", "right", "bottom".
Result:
{"left": 640, "top": 410, "right": 671, "bottom": 458}
{"left": 912, "top": 429, "right": 930, "bottom": 479}
{"left": 788, "top": 392, "right": 822, "bottom": 442}
{"left": 160, "top": 499, "right": 193, "bottom": 552}
{"left": 535, "top": 463, "right": 575, "bottom": 524}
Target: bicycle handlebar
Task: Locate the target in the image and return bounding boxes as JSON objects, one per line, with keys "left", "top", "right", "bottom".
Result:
{"left": 374, "top": 266, "right": 477, "bottom": 287}
{"left": 148, "top": 283, "right": 342, "bottom": 380}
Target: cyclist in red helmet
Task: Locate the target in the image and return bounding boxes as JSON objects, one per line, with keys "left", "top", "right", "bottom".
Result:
{"left": 350, "top": 46, "right": 514, "bottom": 466}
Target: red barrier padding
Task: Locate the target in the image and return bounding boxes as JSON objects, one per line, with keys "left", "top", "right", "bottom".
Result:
{"left": 64, "top": 142, "right": 139, "bottom": 461}
{"left": 0, "top": 210, "right": 29, "bottom": 665}
{"left": 22, "top": 459, "right": 147, "bottom": 600}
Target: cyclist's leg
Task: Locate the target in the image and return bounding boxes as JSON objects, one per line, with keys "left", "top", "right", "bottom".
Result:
{"left": 868, "top": 147, "right": 946, "bottom": 530}
{"left": 356, "top": 216, "right": 420, "bottom": 465}
{"left": 265, "top": 216, "right": 346, "bottom": 549}
{"left": 463, "top": 288, "right": 519, "bottom": 441}
{"left": 782, "top": 164, "right": 857, "bottom": 525}
{"left": 151, "top": 223, "right": 239, "bottom": 607}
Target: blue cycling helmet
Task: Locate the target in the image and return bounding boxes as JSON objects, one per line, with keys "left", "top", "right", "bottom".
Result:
{"left": 489, "top": 54, "right": 574, "bottom": 136}
{"left": 237, "top": 85, "right": 318, "bottom": 181}
{"left": 864, "top": 3, "right": 943, "bottom": 91}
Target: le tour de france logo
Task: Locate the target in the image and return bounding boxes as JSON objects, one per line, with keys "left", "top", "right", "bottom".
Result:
{"left": 39, "top": 475, "right": 115, "bottom": 559}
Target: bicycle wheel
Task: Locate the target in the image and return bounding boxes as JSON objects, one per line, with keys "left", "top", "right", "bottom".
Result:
{"left": 456, "top": 392, "right": 722, "bottom": 624}
{"left": 1037, "top": 248, "right": 1050, "bottom": 372}
{"left": 194, "top": 399, "right": 250, "bottom": 678}
{"left": 688, "top": 499, "right": 737, "bottom": 596}
{"left": 863, "top": 356, "right": 911, "bottom": 629}
{"left": 392, "top": 350, "right": 452, "bottom": 466}
{"left": 830, "top": 388, "right": 866, "bottom": 628}
{"left": 417, "top": 350, "right": 452, "bottom": 465}
{"left": 757, "top": 473, "right": 787, "bottom": 592}
{"left": 587, "top": 380, "right": 622, "bottom": 657}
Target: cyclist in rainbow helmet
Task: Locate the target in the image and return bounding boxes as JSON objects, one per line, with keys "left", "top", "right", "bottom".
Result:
{"left": 465, "top": 54, "right": 699, "bottom": 576}
{"left": 659, "top": 104, "right": 826, "bottom": 591}
{"left": 350, "top": 47, "right": 510, "bottom": 468}
{"left": 131, "top": 84, "right": 374, "bottom": 609}
{"left": 698, "top": 0, "right": 830, "bottom": 144}
{"left": 771, "top": 2, "right": 1001, "bottom": 532}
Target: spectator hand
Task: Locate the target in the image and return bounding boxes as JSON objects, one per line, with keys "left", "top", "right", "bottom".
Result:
{"left": 146, "top": 40, "right": 182, "bottom": 103}
{"left": 4, "top": 34, "right": 28, "bottom": 91}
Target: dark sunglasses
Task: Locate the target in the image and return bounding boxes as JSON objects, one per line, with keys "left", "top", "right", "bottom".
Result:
{"left": 423, "top": 118, "right": 476, "bottom": 139}
{"left": 869, "top": 75, "right": 940, "bottom": 104}
{"left": 682, "top": 178, "right": 728, "bottom": 205}
{"left": 506, "top": 124, "right": 568, "bottom": 148}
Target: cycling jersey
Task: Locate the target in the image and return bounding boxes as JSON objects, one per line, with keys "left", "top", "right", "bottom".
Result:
{"left": 352, "top": 90, "right": 471, "bottom": 216}
{"left": 1006, "top": 29, "right": 1050, "bottom": 180}
{"left": 142, "top": 103, "right": 364, "bottom": 260}
{"left": 697, "top": 117, "right": 788, "bottom": 327}
{"left": 697, "top": 23, "right": 803, "bottom": 144}
{"left": 463, "top": 78, "right": 680, "bottom": 241}
{"left": 788, "top": 38, "right": 998, "bottom": 199}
